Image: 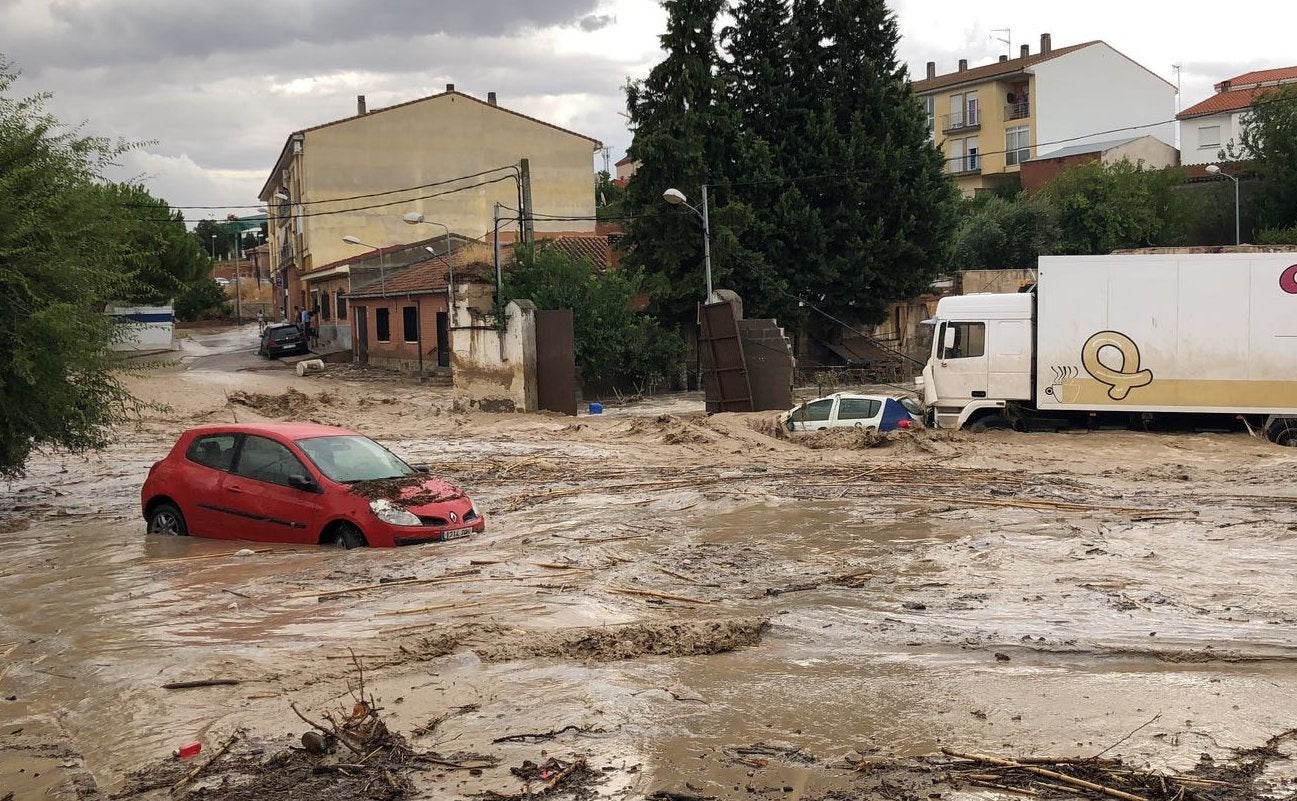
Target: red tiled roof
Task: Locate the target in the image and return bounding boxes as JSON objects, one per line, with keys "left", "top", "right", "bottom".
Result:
{"left": 911, "top": 41, "right": 1100, "bottom": 94}
{"left": 1177, "top": 86, "right": 1270, "bottom": 119}
{"left": 1216, "top": 66, "right": 1297, "bottom": 91}
{"left": 346, "top": 235, "right": 616, "bottom": 298}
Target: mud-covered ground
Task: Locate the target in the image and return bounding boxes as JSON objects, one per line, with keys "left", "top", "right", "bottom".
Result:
{"left": 3, "top": 325, "right": 1297, "bottom": 801}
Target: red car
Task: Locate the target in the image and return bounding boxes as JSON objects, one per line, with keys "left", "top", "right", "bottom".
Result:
{"left": 140, "top": 423, "right": 484, "bottom": 548}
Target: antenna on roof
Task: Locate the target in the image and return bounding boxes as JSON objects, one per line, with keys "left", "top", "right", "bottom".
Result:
{"left": 990, "top": 28, "right": 1011, "bottom": 57}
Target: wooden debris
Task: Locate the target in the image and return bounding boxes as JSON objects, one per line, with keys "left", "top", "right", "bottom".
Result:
{"left": 171, "top": 731, "right": 240, "bottom": 794}
{"left": 607, "top": 585, "right": 710, "bottom": 604}
{"left": 162, "top": 679, "right": 241, "bottom": 690}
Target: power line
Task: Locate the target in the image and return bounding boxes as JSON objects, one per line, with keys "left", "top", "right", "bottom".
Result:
{"left": 122, "top": 165, "right": 521, "bottom": 211}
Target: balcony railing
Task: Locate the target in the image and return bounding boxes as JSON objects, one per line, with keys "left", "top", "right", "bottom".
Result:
{"left": 948, "top": 155, "right": 982, "bottom": 175}
{"left": 1005, "top": 101, "right": 1030, "bottom": 121}
{"left": 942, "top": 108, "right": 981, "bottom": 133}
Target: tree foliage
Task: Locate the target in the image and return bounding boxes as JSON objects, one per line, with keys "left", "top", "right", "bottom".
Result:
{"left": 0, "top": 60, "right": 141, "bottom": 476}
{"left": 1237, "top": 85, "right": 1297, "bottom": 231}
{"left": 621, "top": 0, "right": 958, "bottom": 330}
{"left": 501, "top": 244, "right": 683, "bottom": 389}
{"left": 951, "top": 193, "right": 1057, "bottom": 269}
{"left": 1036, "top": 160, "right": 1194, "bottom": 254}
{"left": 104, "top": 182, "right": 210, "bottom": 303}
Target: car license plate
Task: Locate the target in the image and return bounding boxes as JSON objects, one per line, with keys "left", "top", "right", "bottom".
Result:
{"left": 442, "top": 527, "right": 471, "bottom": 541}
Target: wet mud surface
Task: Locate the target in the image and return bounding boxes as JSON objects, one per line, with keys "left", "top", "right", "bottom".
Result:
{"left": 3, "top": 326, "right": 1297, "bottom": 800}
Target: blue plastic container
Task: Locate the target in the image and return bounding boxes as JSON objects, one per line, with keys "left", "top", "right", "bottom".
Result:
{"left": 588, "top": 402, "right": 604, "bottom": 415}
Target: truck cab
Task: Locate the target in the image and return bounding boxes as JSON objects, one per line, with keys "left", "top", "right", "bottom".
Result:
{"left": 922, "top": 293, "right": 1034, "bottom": 430}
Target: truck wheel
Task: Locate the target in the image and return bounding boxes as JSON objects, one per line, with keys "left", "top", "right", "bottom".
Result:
{"left": 968, "top": 415, "right": 1010, "bottom": 433}
{"left": 1268, "top": 421, "right": 1297, "bottom": 447}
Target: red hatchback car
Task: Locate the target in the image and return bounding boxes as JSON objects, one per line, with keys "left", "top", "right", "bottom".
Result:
{"left": 141, "top": 423, "right": 484, "bottom": 548}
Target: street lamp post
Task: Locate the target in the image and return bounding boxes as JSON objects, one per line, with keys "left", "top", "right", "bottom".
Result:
{"left": 342, "top": 235, "right": 386, "bottom": 296}
{"left": 1206, "top": 164, "right": 1240, "bottom": 246}
{"left": 404, "top": 214, "right": 455, "bottom": 383}
{"left": 662, "top": 186, "right": 712, "bottom": 298}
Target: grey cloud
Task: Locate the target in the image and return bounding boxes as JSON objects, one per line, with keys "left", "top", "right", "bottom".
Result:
{"left": 7, "top": 0, "right": 601, "bottom": 72}
{"left": 579, "top": 13, "right": 616, "bottom": 32}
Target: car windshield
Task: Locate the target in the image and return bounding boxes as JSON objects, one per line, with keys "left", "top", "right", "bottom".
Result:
{"left": 296, "top": 435, "right": 415, "bottom": 483}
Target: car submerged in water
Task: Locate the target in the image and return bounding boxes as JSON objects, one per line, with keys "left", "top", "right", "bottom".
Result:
{"left": 141, "top": 423, "right": 484, "bottom": 548}
{"left": 781, "top": 393, "right": 925, "bottom": 433}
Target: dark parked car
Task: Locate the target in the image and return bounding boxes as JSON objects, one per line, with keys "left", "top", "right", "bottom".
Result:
{"left": 259, "top": 323, "right": 308, "bottom": 358}
{"left": 141, "top": 423, "right": 485, "bottom": 548}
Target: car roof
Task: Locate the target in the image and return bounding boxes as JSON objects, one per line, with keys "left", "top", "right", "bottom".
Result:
{"left": 806, "top": 393, "right": 893, "bottom": 403}
{"left": 267, "top": 323, "right": 299, "bottom": 330}
{"left": 180, "top": 422, "right": 360, "bottom": 441}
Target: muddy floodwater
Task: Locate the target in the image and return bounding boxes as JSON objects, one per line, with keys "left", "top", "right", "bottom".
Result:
{"left": 3, "top": 325, "right": 1297, "bottom": 800}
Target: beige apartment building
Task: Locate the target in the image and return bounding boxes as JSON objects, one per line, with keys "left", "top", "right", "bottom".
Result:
{"left": 912, "top": 34, "right": 1175, "bottom": 196}
{"left": 258, "top": 86, "right": 601, "bottom": 345}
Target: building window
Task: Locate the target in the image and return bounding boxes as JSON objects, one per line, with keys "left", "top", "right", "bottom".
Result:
{"left": 948, "top": 92, "right": 979, "bottom": 129}
{"left": 949, "top": 138, "right": 966, "bottom": 173}
{"left": 922, "top": 96, "right": 935, "bottom": 139}
{"left": 1198, "top": 125, "right": 1221, "bottom": 148}
{"left": 376, "top": 308, "right": 390, "bottom": 342}
{"left": 336, "top": 291, "right": 347, "bottom": 320}
{"left": 320, "top": 291, "right": 331, "bottom": 321}
{"left": 403, "top": 307, "right": 419, "bottom": 343}
{"left": 1005, "top": 126, "right": 1030, "bottom": 165}
{"left": 967, "top": 136, "right": 980, "bottom": 171}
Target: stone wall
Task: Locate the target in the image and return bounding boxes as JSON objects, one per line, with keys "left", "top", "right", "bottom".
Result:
{"left": 450, "top": 299, "right": 537, "bottom": 412}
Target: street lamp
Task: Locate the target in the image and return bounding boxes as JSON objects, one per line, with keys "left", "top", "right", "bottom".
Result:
{"left": 663, "top": 186, "right": 713, "bottom": 298}
{"left": 1205, "top": 164, "right": 1240, "bottom": 246}
{"left": 342, "top": 235, "right": 386, "bottom": 297}
{"left": 404, "top": 208, "right": 456, "bottom": 324}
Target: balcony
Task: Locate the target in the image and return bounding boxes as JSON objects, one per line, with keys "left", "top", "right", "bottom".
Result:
{"left": 1005, "top": 101, "right": 1030, "bottom": 121}
{"left": 942, "top": 108, "right": 981, "bottom": 135}
{"left": 947, "top": 156, "right": 982, "bottom": 176}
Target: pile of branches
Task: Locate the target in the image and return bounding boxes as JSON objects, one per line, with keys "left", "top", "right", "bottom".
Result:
{"left": 941, "top": 735, "right": 1297, "bottom": 801}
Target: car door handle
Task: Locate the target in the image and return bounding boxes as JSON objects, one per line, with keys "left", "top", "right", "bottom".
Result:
{"left": 227, "top": 485, "right": 244, "bottom": 493}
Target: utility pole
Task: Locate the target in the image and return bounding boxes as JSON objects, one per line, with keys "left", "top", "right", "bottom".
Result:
{"left": 519, "top": 158, "right": 534, "bottom": 245}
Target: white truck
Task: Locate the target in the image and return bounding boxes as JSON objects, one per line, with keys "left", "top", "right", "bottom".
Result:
{"left": 921, "top": 253, "right": 1297, "bottom": 445}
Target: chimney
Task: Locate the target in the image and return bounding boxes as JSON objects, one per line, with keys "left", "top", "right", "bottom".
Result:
{"left": 445, "top": 83, "right": 455, "bottom": 92}
{"left": 357, "top": 95, "right": 366, "bottom": 115}
{"left": 1040, "top": 33, "right": 1052, "bottom": 53}
{"left": 1020, "top": 44, "right": 1030, "bottom": 58}
{"left": 925, "top": 61, "right": 936, "bottom": 79}
{"left": 958, "top": 58, "right": 968, "bottom": 72}
{"left": 999, "top": 54, "right": 1008, "bottom": 62}
{"left": 1219, "top": 80, "right": 1231, "bottom": 92}
{"left": 487, "top": 91, "right": 497, "bottom": 106}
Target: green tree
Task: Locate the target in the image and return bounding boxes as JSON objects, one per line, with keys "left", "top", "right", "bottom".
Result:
{"left": 951, "top": 193, "right": 1057, "bottom": 269}
{"left": 193, "top": 218, "right": 234, "bottom": 260}
{"left": 1236, "top": 84, "right": 1297, "bottom": 231}
{"left": 595, "top": 170, "right": 625, "bottom": 222}
{"left": 620, "top": 0, "right": 738, "bottom": 325}
{"left": 104, "top": 182, "right": 210, "bottom": 303}
{"left": 173, "top": 278, "right": 230, "bottom": 322}
{"left": 501, "top": 244, "right": 683, "bottom": 389}
{"left": 0, "top": 60, "right": 142, "bottom": 477}
{"left": 1037, "top": 160, "right": 1194, "bottom": 254}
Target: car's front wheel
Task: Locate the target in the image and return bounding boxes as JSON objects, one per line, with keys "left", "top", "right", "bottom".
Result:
{"left": 147, "top": 502, "right": 188, "bottom": 536}
{"left": 332, "top": 523, "right": 367, "bottom": 550}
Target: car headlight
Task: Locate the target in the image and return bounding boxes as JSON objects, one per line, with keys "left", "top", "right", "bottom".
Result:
{"left": 369, "top": 498, "right": 421, "bottom": 527}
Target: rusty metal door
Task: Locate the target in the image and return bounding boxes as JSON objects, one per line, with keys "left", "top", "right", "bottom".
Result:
{"left": 535, "top": 309, "right": 577, "bottom": 415}
{"left": 698, "top": 299, "right": 753, "bottom": 413}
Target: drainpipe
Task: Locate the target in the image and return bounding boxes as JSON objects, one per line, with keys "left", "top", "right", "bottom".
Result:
{"left": 415, "top": 295, "right": 424, "bottom": 383}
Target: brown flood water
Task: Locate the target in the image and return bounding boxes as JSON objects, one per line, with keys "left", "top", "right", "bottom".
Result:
{"left": 3, "top": 355, "right": 1297, "bottom": 799}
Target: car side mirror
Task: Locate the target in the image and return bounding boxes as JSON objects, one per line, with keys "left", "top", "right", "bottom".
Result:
{"left": 287, "top": 474, "right": 318, "bottom": 492}
{"left": 942, "top": 326, "right": 956, "bottom": 351}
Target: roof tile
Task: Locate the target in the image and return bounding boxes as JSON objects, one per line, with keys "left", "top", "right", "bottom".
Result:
{"left": 911, "top": 41, "right": 1100, "bottom": 94}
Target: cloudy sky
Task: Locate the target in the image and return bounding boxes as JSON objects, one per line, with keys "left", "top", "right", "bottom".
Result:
{"left": 3, "top": 0, "right": 1293, "bottom": 224}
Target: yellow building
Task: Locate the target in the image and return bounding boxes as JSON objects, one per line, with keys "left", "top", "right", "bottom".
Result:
{"left": 912, "top": 34, "right": 1176, "bottom": 197}
{"left": 258, "top": 86, "right": 601, "bottom": 337}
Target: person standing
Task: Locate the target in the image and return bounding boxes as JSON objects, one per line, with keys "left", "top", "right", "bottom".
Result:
{"left": 293, "top": 305, "right": 302, "bottom": 333}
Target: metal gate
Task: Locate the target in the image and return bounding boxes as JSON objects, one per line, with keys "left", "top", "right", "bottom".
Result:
{"left": 535, "top": 309, "right": 577, "bottom": 415}
{"left": 698, "top": 299, "right": 754, "bottom": 412}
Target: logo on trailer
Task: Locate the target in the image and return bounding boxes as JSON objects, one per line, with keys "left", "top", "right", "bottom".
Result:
{"left": 1281, "top": 264, "right": 1297, "bottom": 295}
{"left": 1081, "top": 331, "right": 1153, "bottom": 401}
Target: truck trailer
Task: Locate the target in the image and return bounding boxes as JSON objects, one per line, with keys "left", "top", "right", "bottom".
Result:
{"left": 920, "top": 253, "right": 1297, "bottom": 445}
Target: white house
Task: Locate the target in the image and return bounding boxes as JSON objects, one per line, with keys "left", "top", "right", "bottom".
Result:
{"left": 1177, "top": 66, "right": 1297, "bottom": 165}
